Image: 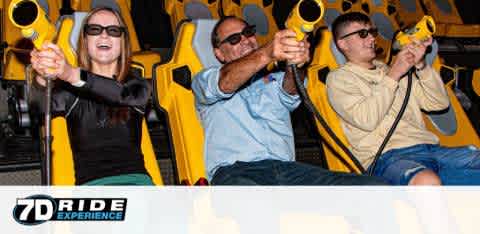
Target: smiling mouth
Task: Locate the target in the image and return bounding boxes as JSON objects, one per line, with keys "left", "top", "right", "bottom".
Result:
{"left": 97, "top": 44, "right": 112, "bottom": 50}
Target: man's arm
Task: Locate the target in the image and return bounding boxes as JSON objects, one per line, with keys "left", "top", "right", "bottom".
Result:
{"left": 401, "top": 37, "right": 449, "bottom": 110}
{"left": 413, "top": 66, "right": 450, "bottom": 111}
{"left": 218, "top": 47, "right": 271, "bottom": 93}
{"left": 218, "top": 29, "right": 309, "bottom": 94}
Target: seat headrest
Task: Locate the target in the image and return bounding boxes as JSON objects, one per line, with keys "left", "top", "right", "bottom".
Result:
{"left": 324, "top": 9, "right": 346, "bottom": 66}
{"left": 69, "top": 12, "right": 89, "bottom": 51}
{"left": 192, "top": 19, "right": 221, "bottom": 68}
{"left": 330, "top": 40, "right": 347, "bottom": 66}
{"left": 185, "top": 2, "right": 213, "bottom": 19}
{"left": 371, "top": 12, "right": 395, "bottom": 41}
{"left": 324, "top": 8, "right": 341, "bottom": 29}
{"left": 426, "top": 40, "right": 439, "bottom": 66}
{"left": 427, "top": 105, "right": 457, "bottom": 135}
{"left": 37, "top": 0, "right": 50, "bottom": 15}
{"left": 91, "top": 0, "right": 120, "bottom": 11}
{"left": 399, "top": 0, "right": 417, "bottom": 12}
{"left": 242, "top": 4, "right": 269, "bottom": 36}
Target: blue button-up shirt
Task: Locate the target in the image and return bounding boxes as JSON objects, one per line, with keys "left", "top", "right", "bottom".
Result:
{"left": 192, "top": 67, "right": 301, "bottom": 179}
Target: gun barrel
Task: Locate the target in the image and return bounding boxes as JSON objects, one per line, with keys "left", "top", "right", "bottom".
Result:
{"left": 285, "top": 0, "right": 325, "bottom": 41}
{"left": 9, "top": 0, "right": 40, "bottom": 28}
{"left": 298, "top": 0, "right": 323, "bottom": 23}
{"left": 8, "top": 0, "right": 56, "bottom": 49}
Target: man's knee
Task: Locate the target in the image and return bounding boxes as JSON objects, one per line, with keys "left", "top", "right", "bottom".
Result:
{"left": 409, "top": 170, "right": 442, "bottom": 185}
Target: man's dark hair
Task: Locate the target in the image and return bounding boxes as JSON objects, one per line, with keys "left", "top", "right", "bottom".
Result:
{"left": 211, "top": 16, "right": 249, "bottom": 48}
{"left": 331, "top": 12, "right": 371, "bottom": 42}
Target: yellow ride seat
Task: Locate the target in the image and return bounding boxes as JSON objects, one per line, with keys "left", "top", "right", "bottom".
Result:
{"left": 49, "top": 11, "right": 162, "bottom": 185}
{"left": 221, "top": 0, "right": 278, "bottom": 46}
{"left": 307, "top": 27, "right": 480, "bottom": 173}
{"left": 153, "top": 19, "right": 221, "bottom": 185}
{"left": 164, "top": 0, "right": 220, "bottom": 36}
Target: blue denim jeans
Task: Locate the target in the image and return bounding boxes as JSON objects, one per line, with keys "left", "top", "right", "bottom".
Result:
{"left": 369, "top": 144, "right": 480, "bottom": 185}
{"left": 211, "top": 159, "right": 387, "bottom": 185}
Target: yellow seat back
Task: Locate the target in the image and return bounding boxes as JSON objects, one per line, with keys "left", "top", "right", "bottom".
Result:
{"left": 164, "top": 0, "right": 220, "bottom": 35}
{"left": 49, "top": 7, "right": 162, "bottom": 185}
{"left": 153, "top": 20, "right": 220, "bottom": 185}
{"left": 308, "top": 29, "right": 361, "bottom": 173}
{"left": 51, "top": 117, "right": 163, "bottom": 185}
{"left": 221, "top": 0, "right": 278, "bottom": 46}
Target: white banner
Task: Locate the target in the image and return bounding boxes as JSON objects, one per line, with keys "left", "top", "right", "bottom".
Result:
{"left": 1, "top": 186, "right": 479, "bottom": 234}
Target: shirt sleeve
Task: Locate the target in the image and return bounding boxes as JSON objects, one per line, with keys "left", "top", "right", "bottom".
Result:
{"left": 30, "top": 78, "right": 77, "bottom": 117}
{"left": 72, "top": 70, "right": 151, "bottom": 112}
{"left": 276, "top": 71, "right": 301, "bottom": 112}
{"left": 412, "top": 66, "right": 450, "bottom": 111}
{"left": 192, "top": 67, "right": 234, "bottom": 105}
{"left": 327, "top": 69, "right": 399, "bottom": 131}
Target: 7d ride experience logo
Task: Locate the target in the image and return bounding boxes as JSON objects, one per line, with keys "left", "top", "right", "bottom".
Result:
{"left": 13, "top": 195, "right": 127, "bottom": 225}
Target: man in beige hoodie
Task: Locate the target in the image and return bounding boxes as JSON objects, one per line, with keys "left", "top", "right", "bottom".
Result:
{"left": 327, "top": 12, "right": 480, "bottom": 185}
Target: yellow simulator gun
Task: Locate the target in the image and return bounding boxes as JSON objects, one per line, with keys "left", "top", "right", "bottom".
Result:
{"left": 393, "top": 15, "right": 436, "bottom": 50}
{"left": 285, "top": 0, "right": 325, "bottom": 41}
{"left": 267, "top": 0, "right": 324, "bottom": 70}
{"left": 8, "top": 0, "right": 56, "bottom": 50}
{"left": 8, "top": 0, "right": 76, "bottom": 65}
{"left": 8, "top": 0, "right": 77, "bottom": 185}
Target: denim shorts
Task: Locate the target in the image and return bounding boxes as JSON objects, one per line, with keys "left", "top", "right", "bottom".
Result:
{"left": 369, "top": 144, "right": 480, "bottom": 185}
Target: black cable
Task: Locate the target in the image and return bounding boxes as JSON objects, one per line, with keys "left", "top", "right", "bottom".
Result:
{"left": 368, "top": 69, "right": 414, "bottom": 175}
{"left": 43, "top": 77, "right": 53, "bottom": 185}
{"left": 290, "top": 64, "right": 367, "bottom": 174}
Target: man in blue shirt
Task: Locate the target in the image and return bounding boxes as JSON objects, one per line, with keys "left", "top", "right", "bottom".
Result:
{"left": 192, "top": 16, "right": 386, "bottom": 185}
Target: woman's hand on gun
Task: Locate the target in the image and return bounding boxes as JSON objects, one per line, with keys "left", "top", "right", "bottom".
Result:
{"left": 30, "top": 43, "right": 79, "bottom": 85}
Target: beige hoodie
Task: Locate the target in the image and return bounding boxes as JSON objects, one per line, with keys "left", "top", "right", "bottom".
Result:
{"left": 327, "top": 60, "right": 450, "bottom": 168}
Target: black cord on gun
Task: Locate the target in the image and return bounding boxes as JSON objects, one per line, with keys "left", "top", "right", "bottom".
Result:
{"left": 368, "top": 69, "right": 414, "bottom": 175}
{"left": 290, "top": 62, "right": 415, "bottom": 176}
{"left": 290, "top": 64, "right": 367, "bottom": 174}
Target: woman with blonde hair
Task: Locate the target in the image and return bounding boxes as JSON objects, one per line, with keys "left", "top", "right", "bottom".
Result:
{"left": 30, "top": 7, "right": 153, "bottom": 185}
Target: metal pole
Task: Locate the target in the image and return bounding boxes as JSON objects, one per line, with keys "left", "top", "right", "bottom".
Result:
{"left": 43, "top": 77, "right": 53, "bottom": 185}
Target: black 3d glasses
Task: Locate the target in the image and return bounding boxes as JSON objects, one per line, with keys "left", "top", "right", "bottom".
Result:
{"left": 340, "top": 28, "right": 378, "bottom": 39}
{"left": 218, "top": 25, "right": 256, "bottom": 46}
{"left": 84, "top": 24, "right": 125, "bottom": 37}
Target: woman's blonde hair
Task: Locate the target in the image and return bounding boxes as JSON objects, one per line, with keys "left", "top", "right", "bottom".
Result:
{"left": 77, "top": 7, "right": 131, "bottom": 83}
